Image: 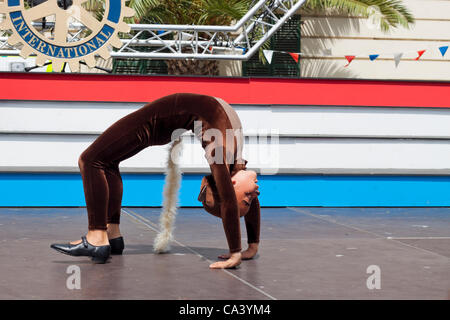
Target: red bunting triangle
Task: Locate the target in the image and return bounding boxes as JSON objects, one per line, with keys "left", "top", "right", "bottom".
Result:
{"left": 344, "top": 55, "right": 355, "bottom": 67}
{"left": 289, "top": 52, "right": 299, "bottom": 63}
{"left": 415, "top": 50, "right": 426, "bottom": 60}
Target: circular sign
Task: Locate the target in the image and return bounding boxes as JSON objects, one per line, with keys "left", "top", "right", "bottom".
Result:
{"left": 0, "top": 0, "right": 135, "bottom": 71}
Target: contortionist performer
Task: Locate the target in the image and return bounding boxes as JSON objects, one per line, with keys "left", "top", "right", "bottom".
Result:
{"left": 51, "top": 93, "right": 260, "bottom": 269}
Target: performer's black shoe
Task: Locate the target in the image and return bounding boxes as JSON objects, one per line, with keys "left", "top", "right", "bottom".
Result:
{"left": 109, "top": 236, "right": 124, "bottom": 255}
{"left": 50, "top": 236, "right": 111, "bottom": 264}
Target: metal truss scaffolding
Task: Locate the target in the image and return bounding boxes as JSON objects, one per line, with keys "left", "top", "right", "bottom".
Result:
{"left": 0, "top": 0, "right": 306, "bottom": 61}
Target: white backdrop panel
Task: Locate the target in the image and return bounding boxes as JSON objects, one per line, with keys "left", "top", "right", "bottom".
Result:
{"left": 2, "top": 101, "right": 450, "bottom": 138}
{"left": 1, "top": 134, "right": 449, "bottom": 174}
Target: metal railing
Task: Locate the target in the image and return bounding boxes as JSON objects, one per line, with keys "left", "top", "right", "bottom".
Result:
{"left": 0, "top": 0, "right": 306, "bottom": 60}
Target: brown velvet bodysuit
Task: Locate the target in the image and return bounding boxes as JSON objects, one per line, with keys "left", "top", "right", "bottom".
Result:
{"left": 78, "top": 93, "right": 260, "bottom": 253}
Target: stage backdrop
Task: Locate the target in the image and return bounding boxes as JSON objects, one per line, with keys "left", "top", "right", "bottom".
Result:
{"left": 1, "top": 73, "right": 450, "bottom": 206}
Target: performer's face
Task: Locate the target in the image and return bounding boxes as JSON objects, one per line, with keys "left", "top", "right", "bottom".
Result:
{"left": 232, "top": 170, "right": 260, "bottom": 216}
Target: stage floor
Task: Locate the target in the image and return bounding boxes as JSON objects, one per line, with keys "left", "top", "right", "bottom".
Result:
{"left": 0, "top": 207, "right": 449, "bottom": 300}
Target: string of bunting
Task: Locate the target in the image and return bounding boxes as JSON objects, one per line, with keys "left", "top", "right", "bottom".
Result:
{"left": 262, "top": 45, "right": 449, "bottom": 68}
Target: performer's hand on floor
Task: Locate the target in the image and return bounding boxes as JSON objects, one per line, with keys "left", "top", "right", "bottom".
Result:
{"left": 210, "top": 252, "right": 242, "bottom": 269}
{"left": 218, "top": 243, "right": 258, "bottom": 260}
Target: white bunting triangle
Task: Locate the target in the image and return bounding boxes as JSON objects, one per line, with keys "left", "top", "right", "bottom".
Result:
{"left": 263, "top": 50, "right": 274, "bottom": 64}
{"left": 394, "top": 52, "right": 403, "bottom": 68}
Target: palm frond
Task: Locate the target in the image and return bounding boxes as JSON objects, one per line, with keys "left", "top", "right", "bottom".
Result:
{"left": 126, "top": 0, "right": 164, "bottom": 23}
{"left": 303, "top": 0, "right": 415, "bottom": 32}
{"left": 82, "top": 0, "right": 105, "bottom": 21}
{"left": 200, "top": 0, "right": 252, "bottom": 25}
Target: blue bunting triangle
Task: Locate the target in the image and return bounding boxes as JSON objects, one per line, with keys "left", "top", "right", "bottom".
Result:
{"left": 369, "top": 54, "right": 379, "bottom": 61}
{"left": 439, "top": 46, "right": 448, "bottom": 57}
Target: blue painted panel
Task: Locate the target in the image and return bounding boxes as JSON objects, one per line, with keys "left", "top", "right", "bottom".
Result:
{"left": 258, "top": 175, "right": 450, "bottom": 207}
{"left": 7, "top": 0, "right": 20, "bottom": 7}
{"left": 1, "top": 173, "right": 450, "bottom": 207}
{"left": 107, "top": 0, "right": 121, "bottom": 23}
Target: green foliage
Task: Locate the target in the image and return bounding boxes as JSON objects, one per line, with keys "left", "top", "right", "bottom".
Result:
{"left": 126, "top": 0, "right": 253, "bottom": 25}
{"left": 82, "top": 0, "right": 105, "bottom": 21}
{"left": 125, "top": 0, "right": 414, "bottom": 31}
{"left": 301, "top": 0, "right": 415, "bottom": 32}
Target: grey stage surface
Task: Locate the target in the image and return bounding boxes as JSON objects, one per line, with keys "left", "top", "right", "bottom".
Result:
{"left": 0, "top": 207, "right": 449, "bottom": 299}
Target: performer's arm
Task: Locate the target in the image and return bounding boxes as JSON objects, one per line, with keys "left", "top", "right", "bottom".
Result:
{"left": 216, "top": 179, "right": 260, "bottom": 261}
{"left": 208, "top": 162, "right": 242, "bottom": 269}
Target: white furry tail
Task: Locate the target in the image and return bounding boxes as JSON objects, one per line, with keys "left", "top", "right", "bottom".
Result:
{"left": 153, "top": 139, "right": 183, "bottom": 253}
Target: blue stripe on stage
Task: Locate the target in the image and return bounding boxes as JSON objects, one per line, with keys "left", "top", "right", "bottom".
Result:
{"left": 0, "top": 173, "right": 450, "bottom": 207}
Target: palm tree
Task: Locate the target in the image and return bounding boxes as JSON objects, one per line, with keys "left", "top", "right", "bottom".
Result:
{"left": 116, "top": 0, "right": 415, "bottom": 74}
{"left": 122, "top": 0, "right": 253, "bottom": 75}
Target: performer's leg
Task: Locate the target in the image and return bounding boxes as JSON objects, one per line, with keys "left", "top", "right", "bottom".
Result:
{"left": 104, "top": 138, "right": 152, "bottom": 239}
{"left": 102, "top": 162, "right": 124, "bottom": 243}
{"left": 78, "top": 124, "right": 149, "bottom": 239}
{"left": 105, "top": 162, "right": 123, "bottom": 227}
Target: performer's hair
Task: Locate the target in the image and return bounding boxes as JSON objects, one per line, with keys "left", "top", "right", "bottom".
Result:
{"left": 153, "top": 138, "right": 183, "bottom": 253}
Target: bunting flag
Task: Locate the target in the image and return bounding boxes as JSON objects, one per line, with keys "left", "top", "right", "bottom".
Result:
{"left": 394, "top": 52, "right": 403, "bottom": 68}
{"left": 415, "top": 50, "right": 426, "bottom": 60}
{"left": 289, "top": 52, "right": 299, "bottom": 63}
{"left": 259, "top": 44, "right": 449, "bottom": 68}
{"left": 344, "top": 55, "right": 355, "bottom": 67}
{"left": 263, "top": 50, "right": 274, "bottom": 64}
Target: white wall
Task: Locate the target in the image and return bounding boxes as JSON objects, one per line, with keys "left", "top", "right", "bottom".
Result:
{"left": 300, "top": 0, "right": 450, "bottom": 80}
{"left": 1, "top": 100, "right": 450, "bottom": 175}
